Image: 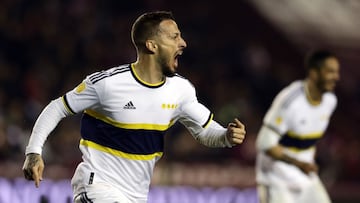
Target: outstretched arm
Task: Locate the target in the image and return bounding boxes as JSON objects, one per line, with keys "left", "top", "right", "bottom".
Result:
{"left": 22, "top": 97, "right": 71, "bottom": 187}
{"left": 178, "top": 98, "right": 246, "bottom": 148}
{"left": 266, "top": 145, "right": 318, "bottom": 174}
{"left": 178, "top": 81, "right": 245, "bottom": 147}
{"left": 23, "top": 76, "right": 102, "bottom": 187}
{"left": 256, "top": 125, "right": 318, "bottom": 174}
{"left": 185, "top": 118, "right": 245, "bottom": 148}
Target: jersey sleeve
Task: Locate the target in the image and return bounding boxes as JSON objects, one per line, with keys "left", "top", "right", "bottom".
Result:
{"left": 62, "top": 74, "right": 104, "bottom": 114}
{"left": 177, "top": 80, "right": 229, "bottom": 147}
{"left": 25, "top": 73, "right": 106, "bottom": 155}
{"left": 262, "top": 91, "right": 291, "bottom": 136}
{"left": 177, "top": 81, "right": 212, "bottom": 135}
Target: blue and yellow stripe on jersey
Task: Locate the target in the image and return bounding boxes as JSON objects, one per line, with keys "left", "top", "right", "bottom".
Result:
{"left": 279, "top": 131, "right": 323, "bottom": 151}
{"left": 80, "top": 110, "right": 173, "bottom": 160}
{"left": 80, "top": 139, "right": 163, "bottom": 160}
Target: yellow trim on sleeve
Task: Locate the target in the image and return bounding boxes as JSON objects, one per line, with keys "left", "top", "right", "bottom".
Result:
{"left": 203, "top": 113, "right": 213, "bottom": 128}
{"left": 61, "top": 96, "right": 75, "bottom": 115}
{"left": 80, "top": 139, "right": 163, "bottom": 160}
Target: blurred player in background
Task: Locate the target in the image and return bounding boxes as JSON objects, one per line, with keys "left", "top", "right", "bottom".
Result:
{"left": 255, "top": 50, "right": 340, "bottom": 203}
{"left": 22, "top": 11, "right": 246, "bottom": 203}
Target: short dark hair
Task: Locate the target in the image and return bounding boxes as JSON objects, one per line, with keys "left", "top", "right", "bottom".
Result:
{"left": 304, "top": 50, "right": 336, "bottom": 72}
{"left": 131, "top": 11, "right": 175, "bottom": 52}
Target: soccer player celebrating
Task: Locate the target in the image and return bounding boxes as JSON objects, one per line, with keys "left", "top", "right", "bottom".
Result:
{"left": 22, "top": 11, "right": 246, "bottom": 203}
{"left": 255, "top": 50, "right": 340, "bottom": 203}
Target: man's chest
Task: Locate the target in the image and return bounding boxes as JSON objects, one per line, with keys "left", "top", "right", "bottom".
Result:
{"left": 288, "top": 105, "right": 331, "bottom": 135}
{"left": 100, "top": 86, "right": 182, "bottom": 123}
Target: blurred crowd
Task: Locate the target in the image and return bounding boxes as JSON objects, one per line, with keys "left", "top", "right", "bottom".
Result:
{"left": 0, "top": 0, "right": 359, "bottom": 196}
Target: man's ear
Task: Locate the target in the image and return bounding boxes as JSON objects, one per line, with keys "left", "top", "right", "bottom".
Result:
{"left": 145, "top": 40, "right": 157, "bottom": 53}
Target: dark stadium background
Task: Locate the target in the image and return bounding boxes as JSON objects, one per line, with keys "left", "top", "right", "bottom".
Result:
{"left": 0, "top": 0, "right": 359, "bottom": 202}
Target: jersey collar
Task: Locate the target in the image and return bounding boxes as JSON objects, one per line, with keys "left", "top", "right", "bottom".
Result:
{"left": 130, "top": 63, "right": 166, "bottom": 88}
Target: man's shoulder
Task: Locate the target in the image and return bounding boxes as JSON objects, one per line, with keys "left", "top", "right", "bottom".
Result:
{"left": 284, "top": 80, "right": 303, "bottom": 91}
{"left": 87, "top": 64, "right": 131, "bottom": 84}
{"left": 168, "top": 73, "right": 187, "bottom": 80}
{"left": 273, "top": 80, "right": 304, "bottom": 109}
{"left": 167, "top": 73, "right": 192, "bottom": 85}
{"left": 323, "top": 91, "right": 337, "bottom": 107}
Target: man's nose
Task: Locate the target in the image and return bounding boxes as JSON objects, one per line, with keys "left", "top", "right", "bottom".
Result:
{"left": 180, "top": 37, "right": 187, "bottom": 48}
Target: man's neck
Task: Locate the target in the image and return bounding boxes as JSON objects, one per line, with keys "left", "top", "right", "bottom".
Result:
{"left": 304, "top": 79, "right": 322, "bottom": 105}
{"left": 133, "top": 58, "right": 164, "bottom": 84}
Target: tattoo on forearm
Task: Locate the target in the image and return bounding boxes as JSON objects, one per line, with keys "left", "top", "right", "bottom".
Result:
{"left": 27, "top": 153, "right": 40, "bottom": 168}
{"left": 23, "top": 153, "right": 41, "bottom": 180}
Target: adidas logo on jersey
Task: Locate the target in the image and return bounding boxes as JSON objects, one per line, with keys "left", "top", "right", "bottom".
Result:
{"left": 123, "top": 101, "right": 136, "bottom": 109}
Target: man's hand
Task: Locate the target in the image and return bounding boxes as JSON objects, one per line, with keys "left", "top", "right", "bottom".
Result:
{"left": 22, "top": 153, "right": 44, "bottom": 188}
{"left": 295, "top": 160, "right": 318, "bottom": 175}
{"left": 266, "top": 146, "right": 318, "bottom": 175}
{"left": 226, "top": 118, "right": 246, "bottom": 145}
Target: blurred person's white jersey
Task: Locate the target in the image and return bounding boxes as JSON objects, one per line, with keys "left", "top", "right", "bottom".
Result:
{"left": 256, "top": 80, "right": 337, "bottom": 203}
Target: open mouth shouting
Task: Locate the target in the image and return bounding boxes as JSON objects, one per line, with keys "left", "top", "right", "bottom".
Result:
{"left": 174, "top": 50, "right": 183, "bottom": 68}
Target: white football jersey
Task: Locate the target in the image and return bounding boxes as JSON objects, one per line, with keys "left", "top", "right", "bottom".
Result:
{"left": 64, "top": 64, "right": 213, "bottom": 202}
{"left": 256, "top": 80, "right": 337, "bottom": 188}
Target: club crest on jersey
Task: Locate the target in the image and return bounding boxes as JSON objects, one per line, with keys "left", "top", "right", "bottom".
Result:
{"left": 123, "top": 101, "right": 136, "bottom": 109}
